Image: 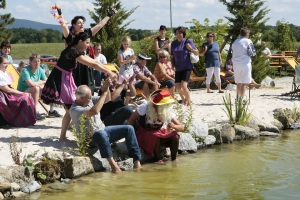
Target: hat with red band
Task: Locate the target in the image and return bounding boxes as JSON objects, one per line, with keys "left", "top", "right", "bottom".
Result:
{"left": 150, "top": 89, "right": 175, "bottom": 105}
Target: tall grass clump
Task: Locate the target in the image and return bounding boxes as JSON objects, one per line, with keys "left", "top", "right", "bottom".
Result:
{"left": 222, "top": 92, "right": 252, "bottom": 126}
{"left": 71, "top": 115, "right": 92, "bottom": 156}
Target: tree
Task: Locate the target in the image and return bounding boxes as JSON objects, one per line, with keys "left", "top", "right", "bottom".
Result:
{"left": 0, "top": 0, "right": 15, "bottom": 43}
{"left": 272, "top": 19, "right": 297, "bottom": 51}
{"left": 219, "top": 0, "right": 271, "bottom": 82}
{"left": 88, "top": 0, "right": 138, "bottom": 63}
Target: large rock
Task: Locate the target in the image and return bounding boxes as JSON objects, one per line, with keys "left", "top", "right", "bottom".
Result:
{"left": 220, "top": 124, "right": 235, "bottom": 143}
{"left": 0, "top": 192, "right": 4, "bottom": 199}
{"left": 10, "top": 191, "right": 27, "bottom": 198}
{"left": 273, "top": 108, "right": 293, "bottom": 129}
{"left": 21, "top": 181, "right": 41, "bottom": 194}
{"left": 208, "top": 125, "right": 222, "bottom": 144}
{"left": 116, "top": 158, "right": 134, "bottom": 171}
{"left": 271, "top": 119, "right": 284, "bottom": 130}
{"left": 0, "top": 166, "right": 35, "bottom": 188}
{"left": 259, "top": 131, "right": 281, "bottom": 137}
{"left": 234, "top": 125, "right": 259, "bottom": 140}
{"left": 261, "top": 76, "right": 275, "bottom": 87}
{"left": 178, "top": 132, "right": 197, "bottom": 153}
{"left": 247, "top": 116, "right": 280, "bottom": 133}
{"left": 204, "top": 135, "right": 216, "bottom": 146}
{"left": 0, "top": 176, "right": 11, "bottom": 193}
{"left": 11, "top": 182, "right": 20, "bottom": 191}
{"left": 63, "top": 157, "right": 95, "bottom": 178}
{"left": 189, "top": 120, "right": 208, "bottom": 138}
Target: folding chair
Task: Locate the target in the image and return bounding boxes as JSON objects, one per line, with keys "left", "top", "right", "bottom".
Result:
{"left": 6, "top": 64, "right": 49, "bottom": 113}
{"left": 281, "top": 65, "right": 300, "bottom": 100}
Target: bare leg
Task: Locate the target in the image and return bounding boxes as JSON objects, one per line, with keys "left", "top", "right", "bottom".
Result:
{"left": 169, "top": 86, "right": 175, "bottom": 97}
{"left": 181, "top": 81, "right": 191, "bottom": 105}
{"left": 217, "top": 83, "right": 222, "bottom": 92}
{"left": 107, "top": 157, "right": 122, "bottom": 173}
{"left": 60, "top": 108, "right": 71, "bottom": 141}
{"left": 240, "top": 83, "right": 247, "bottom": 97}
{"left": 170, "top": 135, "right": 179, "bottom": 161}
{"left": 154, "top": 138, "right": 162, "bottom": 161}
{"left": 206, "top": 84, "right": 212, "bottom": 93}
{"left": 25, "top": 86, "right": 40, "bottom": 109}
{"left": 143, "top": 83, "right": 150, "bottom": 99}
{"left": 175, "top": 82, "right": 185, "bottom": 103}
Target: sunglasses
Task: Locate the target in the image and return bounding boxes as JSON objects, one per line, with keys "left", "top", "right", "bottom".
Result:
{"left": 207, "top": 35, "right": 214, "bottom": 38}
{"left": 159, "top": 56, "right": 166, "bottom": 58}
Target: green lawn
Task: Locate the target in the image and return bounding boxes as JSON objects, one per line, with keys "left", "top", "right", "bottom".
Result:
{"left": 11, "top": 43, "right": 65, "bottom": 59}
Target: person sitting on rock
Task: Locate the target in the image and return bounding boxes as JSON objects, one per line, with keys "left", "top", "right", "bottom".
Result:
{"left": 128, "top": 89, "right": 183, "bottom": 164}
{"left": 98, "top": 71, "right": 136, "bottom": 126}
{"left": 69, "top": 82, "right": 142, "bottom": 173}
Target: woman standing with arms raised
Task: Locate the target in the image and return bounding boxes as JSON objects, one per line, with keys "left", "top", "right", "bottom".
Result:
{"left": 59, "top": 8, "right": 117, "bottom": 92}
{"left": 171, "top": 26, "right": 199, "bottom": 106}
{"left": 200, "top": 31, "right": 223, "bottom": 93}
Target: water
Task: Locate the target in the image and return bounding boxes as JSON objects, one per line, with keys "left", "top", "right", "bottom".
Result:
{"left": 24, "top": 131, "right": 300, "bottom": 200}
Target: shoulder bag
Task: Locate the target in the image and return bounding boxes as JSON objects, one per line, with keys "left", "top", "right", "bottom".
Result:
{"left": 184, "top": 38, "right": 199, "bottom": 63}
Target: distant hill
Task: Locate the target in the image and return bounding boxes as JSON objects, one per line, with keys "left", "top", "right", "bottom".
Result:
{"left": 6, "top": 19, "right": 62, "bottom": 32}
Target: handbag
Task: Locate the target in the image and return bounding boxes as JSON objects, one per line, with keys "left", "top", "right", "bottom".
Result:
{"left": 184, "top": 38, "right": 199, "bottom": 63}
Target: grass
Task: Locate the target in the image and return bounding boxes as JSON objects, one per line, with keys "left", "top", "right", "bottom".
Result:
{"left": 11, "top": 43, "right": 65, "bottom": 59}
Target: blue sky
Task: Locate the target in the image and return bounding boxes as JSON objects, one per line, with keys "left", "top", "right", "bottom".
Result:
{"left": 5, "top": 0, "right": 300, "bottom": 30}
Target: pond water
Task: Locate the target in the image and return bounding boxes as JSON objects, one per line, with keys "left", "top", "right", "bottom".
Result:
{"left": 24, "top": 130, "right": 300, "bottom": 200}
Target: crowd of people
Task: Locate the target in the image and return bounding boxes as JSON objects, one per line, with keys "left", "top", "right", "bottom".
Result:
{"left": 0, "top": 6, "right": 262, "bottom": 171}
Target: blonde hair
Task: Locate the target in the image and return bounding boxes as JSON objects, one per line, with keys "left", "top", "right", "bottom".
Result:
{"left": 146, "top": 101, "right": 173, "bottom": 123}
{"left": 19, "top": 60, "right": 27, "bottom": 68}
{"left": 29, "top": 53, "right": 40, "bottom": 61}
{"left": 158, "top": 50, "right": 170, "bottom": 59}
{"left": 120, "top": 36, "right": 131, "bottom": 51}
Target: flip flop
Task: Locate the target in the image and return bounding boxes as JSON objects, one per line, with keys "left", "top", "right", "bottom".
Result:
{"left": 207, "top": 91, "right": 214, "bottom": 93}
{"left": 219, "top": 90, "right": 224, "bottom": 93}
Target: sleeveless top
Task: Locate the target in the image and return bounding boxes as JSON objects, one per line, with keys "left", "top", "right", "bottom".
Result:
{"left": 156, "top": 37, "right": 169, "bottom": 51}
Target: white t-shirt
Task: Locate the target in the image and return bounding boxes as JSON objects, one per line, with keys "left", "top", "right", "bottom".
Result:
{"left": 0, "top": 71, "right": 12, "bottom": 86}
{"left": 95, "top": 54, "right": 107, "bottom": 64}
{"left": 232, "top": 37, "right": 253, "bottom": 65}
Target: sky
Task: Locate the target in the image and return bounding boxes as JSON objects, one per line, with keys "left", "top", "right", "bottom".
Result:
{"left": 4, "top": 0, "right": 300, "bottom": 30}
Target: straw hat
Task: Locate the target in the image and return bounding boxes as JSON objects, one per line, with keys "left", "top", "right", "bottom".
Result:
{"left": 150, "top": 89, "right": 175, "bottom": 105}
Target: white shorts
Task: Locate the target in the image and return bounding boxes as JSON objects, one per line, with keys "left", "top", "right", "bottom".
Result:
{"left": 233, "top": 63, "right": 252, "bottom": 84}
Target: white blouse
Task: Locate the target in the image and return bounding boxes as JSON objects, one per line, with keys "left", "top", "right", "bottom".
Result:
{"left": 0, "top": 70, "right": 12, "bottom": 86}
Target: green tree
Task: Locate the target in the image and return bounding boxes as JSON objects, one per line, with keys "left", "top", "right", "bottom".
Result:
{"left": 272, "top": 19, "right": 297, "bottom": 51}
{"left": 88, "top": 0, "right": 138, "bottom": 63}
{"left": 219, "top": 0, "right": 271, "bottom": 82}
{"left": 0, "top": 0, "right": 15, "bottom": 43}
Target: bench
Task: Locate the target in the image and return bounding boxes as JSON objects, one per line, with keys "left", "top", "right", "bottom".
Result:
{"left": 189, "top": 70, "right": 206, "bottom": 89}
{"left": 269, "top": 65, "right": 282, "bottom": 77}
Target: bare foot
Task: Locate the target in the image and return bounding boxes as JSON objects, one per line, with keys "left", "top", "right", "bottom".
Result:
{"left": 172, "top": 158, "right": 178, "bottom": 162}
{"left": 155, "top": 160, "right": 165, "bottom": 165}
{"left": 133, "top": 160, "right": 142, "bottom": 169}
{"left": 111, "top": 166, "right": 123, "bottom": 173}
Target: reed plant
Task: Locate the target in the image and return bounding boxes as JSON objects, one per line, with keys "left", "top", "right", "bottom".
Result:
{"left": 71, "top": 115, "right": 92, "bottom": 156}
{"left": 222, "top": 92, "right": 252, "bottom": 126}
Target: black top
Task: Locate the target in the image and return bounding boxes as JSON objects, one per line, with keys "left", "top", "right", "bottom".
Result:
{"left": 156, "top": 36, "right": 169, "bottom": 52}
{"left": 99, "top": 88, "right": 127, "bottom": 120}
{"left": 56, "top": 46, "right": 85, "bottom": 71}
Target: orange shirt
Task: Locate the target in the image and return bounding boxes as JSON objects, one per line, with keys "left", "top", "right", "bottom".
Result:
{"left": 154, "top": 61, "right": 175, "bottom": 82}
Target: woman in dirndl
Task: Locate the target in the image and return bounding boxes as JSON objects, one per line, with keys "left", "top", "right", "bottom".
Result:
{"left": 0, "top": 56, "right": 36, "bottom": 127}
{"left": 128, "top": 89, "right": 184, "bottom": 164}
{"left": 41, "top": 32, "right": 116, "bottom": 141}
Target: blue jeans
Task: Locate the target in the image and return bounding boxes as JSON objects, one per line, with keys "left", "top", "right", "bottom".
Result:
{"left": 92, "top": 125, "right": 141, "bottom": 161}
{"left": 103, "top": 106, "right": 133, "bottom": 126}
{"left": 93, "top": 70, "right": 105, "bottom": 87}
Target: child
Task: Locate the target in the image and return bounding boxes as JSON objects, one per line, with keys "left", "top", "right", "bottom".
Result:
{"left": 117, "top": 36, "right": 136, "bottom": 84}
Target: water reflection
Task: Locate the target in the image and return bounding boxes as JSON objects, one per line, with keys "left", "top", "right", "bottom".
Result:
{"left": 24, "top": 130, "right": 300, "bottom": 200}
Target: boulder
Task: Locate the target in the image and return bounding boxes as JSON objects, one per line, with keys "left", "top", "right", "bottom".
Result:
{"left": 10, "top": 191, "right": 27, "bottom": 198}
{"left": 49, "top": 182, "right": 70, "bottom": 191}
{"left": 259, "top": 131, "right": 281, "bottom": 137}
{"left": 178, "top": 132, "right": 197, "bottom": 153}
{"left": 261, "top": 76, "right": 275, "bottom": 87}
{"left": 189, "top": 120, "right": 208, "bottom": 138}
{"left": 247, "top": 116, "right": 280, "bottom": 133}
{"left": 0, "top": 192, "right": 4, "bottom": 199}
{"left": 261, "top": 121, "right": 280, "bottom": 133}
{"left": 273, "top": 108, "right": 293, "bottom": 129}
{"left": 0, "top": 166, "right": 35, "bottom": 188}
{"left": 63, "top": 157, "right": 95, "bottom": 178}
{"left": 21, "top": 181, "right": 41, "bottom": 194}
{"left": 204, "top": 135, "right": 216, "bottom": 146}
{"left": 208, "top": 125, "right": 222, "bottom": 144}
{"left": 116, "top": 158, "right": 133, "bottom": 171}
{"left": 0, "top": 176, "right": 10, "bottom": 193}
{"left": 220, "top": 124, "right": 235, "bottom": 143}
{"left": 234, "top": 125, "right": 259, "bottom": 140}
{"left": 271, "top": 119, "right": 284, "bottom": 130}
{"left": 11, "top": 182, "right": 20, "bottom": 191}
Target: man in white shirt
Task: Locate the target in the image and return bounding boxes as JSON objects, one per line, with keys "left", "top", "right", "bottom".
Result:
{"left": 94, "top": 43, "right": 107, "bottom": 92}
{"left": 232, "top": 27, "right": 256, "bottom": 101}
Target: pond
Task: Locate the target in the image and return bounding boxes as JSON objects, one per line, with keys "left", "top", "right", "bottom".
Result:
{"left": 24, "top": 130, "right": 300, "bottom": 200}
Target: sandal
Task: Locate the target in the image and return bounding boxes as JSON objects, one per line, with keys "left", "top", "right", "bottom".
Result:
{"left": 207, "top": 91, "right": 214, "bottom": 93}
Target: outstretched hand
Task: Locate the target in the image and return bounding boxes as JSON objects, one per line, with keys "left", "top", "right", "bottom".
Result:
{"left": 107, "top": 8, "right": 118, "bottom": 17}
{"left": 102, "top": 78, "right": 112, "bottom": 92}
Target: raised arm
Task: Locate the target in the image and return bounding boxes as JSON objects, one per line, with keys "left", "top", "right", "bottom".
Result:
{"left": 90, "top": 8, "right": 117, "bottom": 36}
